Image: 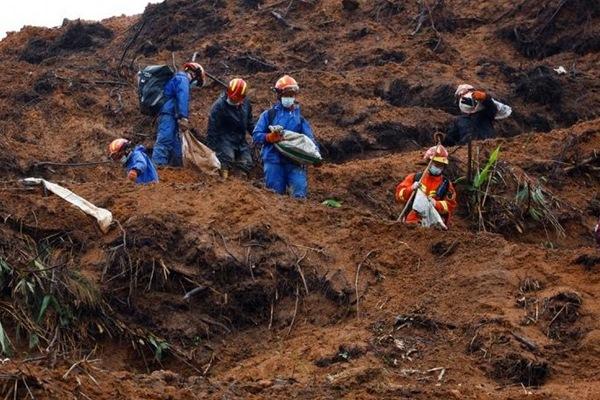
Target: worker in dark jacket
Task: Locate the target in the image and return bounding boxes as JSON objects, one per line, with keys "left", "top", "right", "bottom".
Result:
{"left": 206, "top": 78, "right": 254, "bottom": 178}
{"left": 444, "top": 84, "right": 512, "bottom": 146}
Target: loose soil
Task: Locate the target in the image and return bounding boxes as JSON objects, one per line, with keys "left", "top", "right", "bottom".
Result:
{"left": 0, "top": 1, "right": 599, "bottom": 399}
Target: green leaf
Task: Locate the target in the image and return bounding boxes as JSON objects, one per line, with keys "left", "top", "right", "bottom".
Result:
{"left": 321, "top": 199, "right": 342, "bottom": 208}
{"left": 0, "top": 321, "right": 12, "bottom": 356}
{"left": 473, "top": 146, "right": 501, "bottom": 189}
{"left": 37, "top": 295, "right": 53, "bottom": 323}
{"left": 29, "top": 333, "right": 39, "bottom": 350}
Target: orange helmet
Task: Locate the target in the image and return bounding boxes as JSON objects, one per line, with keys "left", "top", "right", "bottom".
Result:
{"left": 108, "top": 138, "right": 131, "bottom": 158}
{"left": 227, "top": 78, "right": 248, "bottom": 103}
{"left": 424, "top": 145, "right": 449, "bottom": 165}
{"left": 182, "top": 62, "right": 206, "bottom": 87}
{"left": 274, "top": 75, "right": 299, "bottom": 94}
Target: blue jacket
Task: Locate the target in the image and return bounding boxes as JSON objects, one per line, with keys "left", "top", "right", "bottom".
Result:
{"left": 252, "top": 102, "right": 317, "bottom": 164}
{"left": 160, "top": 72, "right": 190, "bottom": 118}
{"left": 124, "top": 145, "right": 159, "bottom": 184}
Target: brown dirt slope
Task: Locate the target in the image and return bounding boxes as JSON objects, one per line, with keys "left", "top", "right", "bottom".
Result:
{"left": 0, "top": 1, "right": 599, "bottom": 399}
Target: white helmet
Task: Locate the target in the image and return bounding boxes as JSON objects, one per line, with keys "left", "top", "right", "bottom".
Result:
{"left": 455, "top": 84, "right": 474, "bottom": 99}
{"left": 458, "top": 91, "right": 484, "bottom": 114}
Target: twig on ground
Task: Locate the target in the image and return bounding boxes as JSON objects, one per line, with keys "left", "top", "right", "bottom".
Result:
{"left": 355, "top": 250, "right": 377, "bottom": 319}
{"left": 287, "top": 285, "right": 300, "bottom": 336}
{"left": 203, "top": 352, "right": 215, "bottom": 376}
{"left": 119, "top": 19, "right": 146, "bottom": 68}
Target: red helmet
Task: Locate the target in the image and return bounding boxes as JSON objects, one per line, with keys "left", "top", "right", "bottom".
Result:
{"left": 274, "top": 75, "right": 299, "bottom": 94}
{"left": 182, "top": 62, "right": 206, "bottom": 87}
{"left": 227, "top": 78, "right": 248, "bottom": 103}
{"left": 108, "top": 138, "right": 130, "bottom": 158}
{"left": 424, "top": 145, "right": 449, "bottom": 165}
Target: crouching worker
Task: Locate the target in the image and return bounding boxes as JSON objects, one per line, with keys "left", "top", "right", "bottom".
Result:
{"left": 108, "top": 138, "right": 158, "bottom": 184}
{"left": 207, "top": 78, "right": 254, "bottom": 178}
{"left": 395, "top": 145, "right": 456, "bottom": 227}
{"left": 252, "top": 75, "right": 318, "bottom": 199}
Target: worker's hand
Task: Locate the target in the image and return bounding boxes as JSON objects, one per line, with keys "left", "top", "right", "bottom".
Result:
{"left": 178, "top": 118, "right": 191, "bottom": 132}
{"left": 472, "top": 91, "right": 488, "bottom": 102}
{"left": 411, "top": 181, "right": 424, "bottom": 191}
{"left": 266, "top": 132, "right": 283, "bottom": 143}
{"left": 127, "top": 169, "right": 138, "bottom": 182}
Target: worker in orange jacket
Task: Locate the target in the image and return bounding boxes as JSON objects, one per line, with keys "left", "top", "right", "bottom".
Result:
{"left": 395, "top": 145, "right": 457, "bottom": 225}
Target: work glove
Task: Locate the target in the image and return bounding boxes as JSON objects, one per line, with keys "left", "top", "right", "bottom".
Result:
{"left": 127, "top": 169, "right": 138, "bottom": 182}
{"left": 178, "top": 118, "right": 191, "bottom": 132}
{"left": 265, "top": 132, "right": 283, "bottom": 143}
{"left": 472, "top": 91, "right": 488, "bottom": 102}
{"left": 411, "top": 181, "right": 425, "bottom": 191}
{"left": 268, "top": 125, "right": 284, "bottom": 134}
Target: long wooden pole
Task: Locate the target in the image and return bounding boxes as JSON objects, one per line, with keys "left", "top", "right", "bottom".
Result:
{"left": 397, "top": 141, "right": 442, "bottom": 222}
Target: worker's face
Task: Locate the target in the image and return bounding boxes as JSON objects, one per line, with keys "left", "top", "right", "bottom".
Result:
{"left": 227, "top": 94, "right": 245, "bottom": 106}
{"left": 280, "top": 90, "right": 296, "bottom": 108}
{"left": 111, "top": 150, "right": 127, "bottom": 163}
{"left": 429, "top": 161, "right": 446, "bottom": 176}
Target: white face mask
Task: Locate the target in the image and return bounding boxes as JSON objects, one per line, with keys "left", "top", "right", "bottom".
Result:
{"left": 120, "top": 155, "right": 128, "bottom": 165}
{"left": 429, "top": 165, "right": 443, "bottom": 176}
{"left": 281, "top": 97, "right": 295, "bottom": 108}
{"left": 226, "top": 97, "right": 241, "bottom": 106}
{"left": 458, "top": 92, "right": 483, "bottom": 114}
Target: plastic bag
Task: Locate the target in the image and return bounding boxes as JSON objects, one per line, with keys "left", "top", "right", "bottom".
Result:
{"left": 493, "top": 99, "right": 512, "bottom": 120}
{"left": 274, "top": 130, "right": 322, "bottom": 165}
{"left": 412, "top": 189, "right": 448, "bottom": 230}
{"left": 181, "top": 130, "right": 221, "bottom": 173}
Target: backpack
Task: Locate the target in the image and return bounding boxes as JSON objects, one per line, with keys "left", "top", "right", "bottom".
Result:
{"left": 414, "top": 172, "right": 450, "bottom": 199}
{"left": 137, "top": 65, "right": 174, "bottom": 116}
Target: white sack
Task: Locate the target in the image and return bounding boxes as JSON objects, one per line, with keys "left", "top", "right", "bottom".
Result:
{"left": 21, "top": 178, "right": 113, "bottom": 233}
{"left": 412, "top": 189, "right": 448, "bottom": 230}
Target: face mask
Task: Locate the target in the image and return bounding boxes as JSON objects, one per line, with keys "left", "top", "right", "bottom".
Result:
{"left": 120, "top": 155, "right": 128, "bottom": 165}
{"left": 226, "top": 97, "right": 242, "bottom": 106}
{"left": 429, "top": 165, "right": 443, "bottom": 176}
{"left": 458, "top": 92, "right": 483, "bottom": 114}
{"left": 281, "top": 97, "right": 295, "bottom": 108}
{"left": 190, "top": 80, "right": 199, "bottom": 88}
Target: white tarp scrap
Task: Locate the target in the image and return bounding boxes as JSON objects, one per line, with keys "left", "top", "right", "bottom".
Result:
{"left": 181, "top": 130, "right": 221, "bottom": 173}
{"left": 21, "top": 178, "right": 113, "bottom": 233}
{"left": 412, "top": 189, "right": 448, "bottom": 230}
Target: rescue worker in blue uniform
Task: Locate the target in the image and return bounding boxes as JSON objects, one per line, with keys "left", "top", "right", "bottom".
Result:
{"left": 152, "top": 62, "right": 205, "bottom": 167}
{"left": 206, "top": 78, "right": 254, "bottom": 178}
{"left": 252, "top": 75, "right": 318, "bottom": 198}
{"left": 108, "top": 138, "right": 158, "bottom": 184}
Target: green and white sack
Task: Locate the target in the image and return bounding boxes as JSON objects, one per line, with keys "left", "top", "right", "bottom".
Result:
{"left": 274, "top": 130, "right": 322, "bottom": 165}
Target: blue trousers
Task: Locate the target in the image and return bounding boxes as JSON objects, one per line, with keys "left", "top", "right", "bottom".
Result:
{"left": 152, "top": 114, "right": 182, "bottom": 167}
{"left": 264, "top": 162, "right": 307, "bottom": 198}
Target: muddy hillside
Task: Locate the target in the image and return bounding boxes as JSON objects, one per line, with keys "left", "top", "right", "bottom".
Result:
{"left": 0, "top": 0, "right": 599, "bottom": 399}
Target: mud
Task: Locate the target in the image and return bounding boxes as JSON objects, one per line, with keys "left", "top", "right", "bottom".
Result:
{"left": 1, "top": 0, "right": 600, "bottom": 399}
